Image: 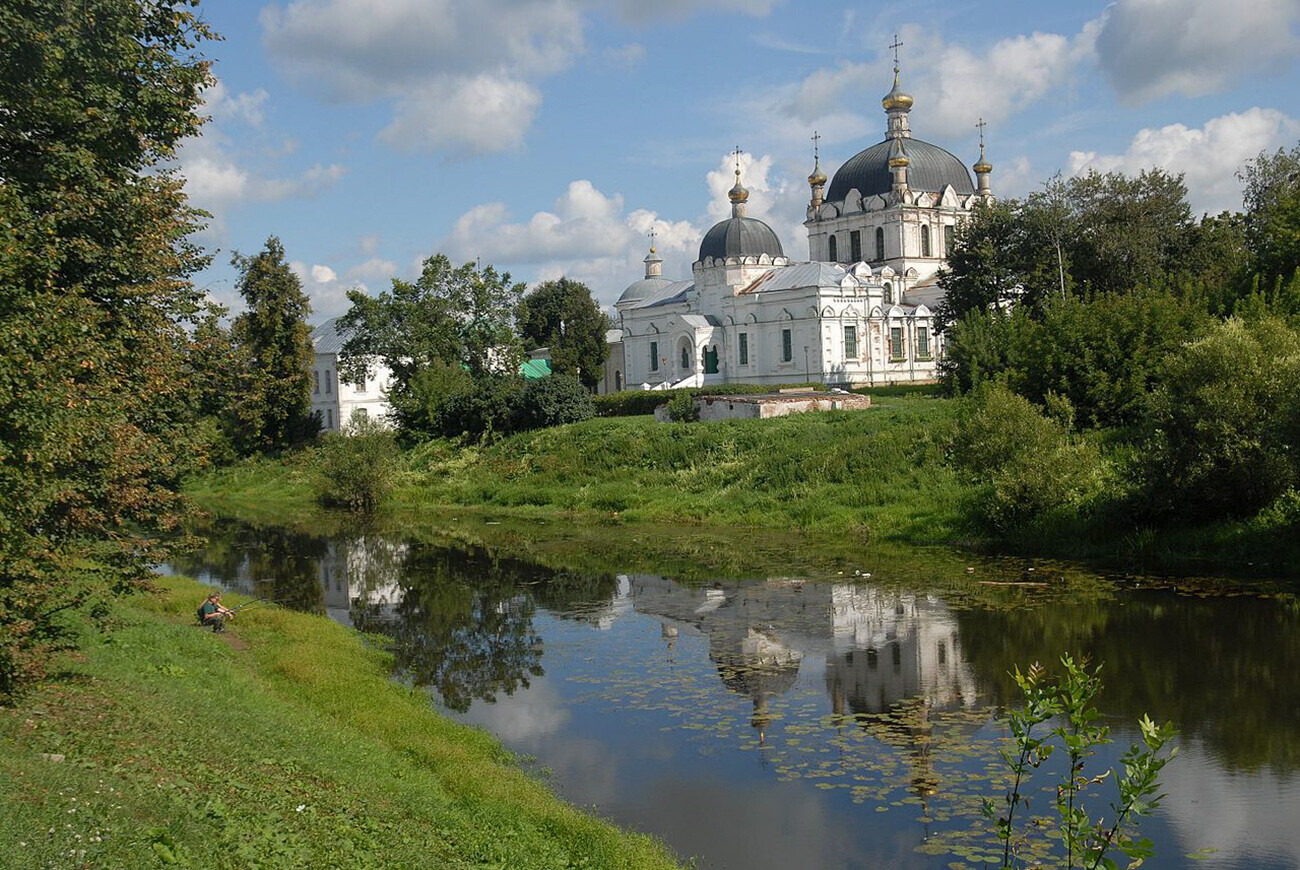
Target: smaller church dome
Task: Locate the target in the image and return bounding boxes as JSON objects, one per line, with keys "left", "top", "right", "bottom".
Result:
{"left": 698, "top": 216, "right": 784, "bottom": 262}
{"left": 617, "top": 275, "right": 671, "bottom": 306}
{"left": 881, "top": 71, "right": 913, "bottom": 112}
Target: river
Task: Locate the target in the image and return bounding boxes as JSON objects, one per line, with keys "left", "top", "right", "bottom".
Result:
{"left": 167, "top": 516, "right": 1300, "bottom": 870}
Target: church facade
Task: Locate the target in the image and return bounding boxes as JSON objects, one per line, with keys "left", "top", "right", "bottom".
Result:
{"left": 606, "top": 65, "right": 993, "bottom": 392}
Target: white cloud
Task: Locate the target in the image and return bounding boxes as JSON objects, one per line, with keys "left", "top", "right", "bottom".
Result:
{"left": 1094, "top": 0, "right": 1300, "bottom": 103}
{"left": 262, "top": 0, "right": 781, "bottom": 156}
{"left": 178, "top": 78, "right": 346, "bottom": 239}
{"left": 1067, "top": 107, "right": 1300, "bottom": 213}
{"left": 378, "top": 75, "right": 542, "bottom": 155}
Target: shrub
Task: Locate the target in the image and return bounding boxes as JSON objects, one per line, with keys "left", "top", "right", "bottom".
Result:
{"left": 1139, "top": 317, "right": 1300, "bottom": 518}
{"left": 512, "top": 374, "right": 595, "bottom": 431}
{"left": 433, "top": 374, "right": 522, "bottom": 442}
{"left": 664, "top": 390, "right": 699, "bottom": 423}
{"left": 952, "top": 382, "right": 1105, "bottom": 533}
{"left": 313, "top": 416, "right": 401, "bottom": 511}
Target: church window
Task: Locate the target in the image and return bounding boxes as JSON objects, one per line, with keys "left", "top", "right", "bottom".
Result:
{"left": 681, "top": 345, "right": 690, "bottom": 370}
{"left": 883, "top": 282, "right": 893, "bottom": 304}
{"left": 312, "top": 370, "right": 320, "bottom": 394}
{"left": 945, "top": 225, "right": 955, "bottom": 256}
{"left": 326, "top": 408, "right": 334, "bottom": 429}
{"left": 875, "top": 227, "right": 885, "bottom": 261}
{"left": 889, "top": 326, "right": 904, "bottom": 361}
{"left": 916, "top": 327, "right": 931, "bottom": 359}
{"left": 850, "top": 230, "right": 862, "bottom": 262}
{"left": 649, "top": 341, "right": 659, "bottom": 371}
{"left": 843, "top": 325, "right": 858, "bottom": 359}
{"left": 828, "top": 235, "right": 838, "bottom": 262}
{"left": 325, "top": 370, "right": 332, "bottom": 394}
{"left": 615, "top": 371, "right": 622, "bottom": 391}
{"left": 704, "top": 346, "right": 719, "bottom": 374}
{"left": 921, "top": 225, "right": 932, "bottom": 257}
{"left": 781, "top": 328, "right": 793, "bottom": 362}
{"left": 353, "top": 407, "right": 368, "bottom": 422}
{"left": 739, "top": 333, "right": 749, "bottom": 366}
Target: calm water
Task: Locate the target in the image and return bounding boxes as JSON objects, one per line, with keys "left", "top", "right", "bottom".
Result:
{"left": 169, "top": 519, "right": 1300, "bottom": 870}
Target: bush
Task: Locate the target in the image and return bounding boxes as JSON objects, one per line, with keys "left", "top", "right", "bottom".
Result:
{"left": 952, "top": 382, "right": 1105, "bottom": 533}
{"left": 664, "top": 390, "right": 699, "bottom": 423}
{"left": 433, "top": 374, "right": 522, "bottom": 442}
{"left": 313, "top": 416, "right": 401, "bottom": 511}
{"left": 1139, "top": 317, "right": 1300, "bottom": 519}
{"left": 512, "top": 374, "right": 595, "bottom": 431}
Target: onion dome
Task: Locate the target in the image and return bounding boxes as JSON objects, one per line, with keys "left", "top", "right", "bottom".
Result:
{"left": 808, "top": 161, "right": 827, "bottom": 187}
{"left": 881, "top": 70, "right": 914, "bottom": 112}
{"left": 888, "top": 137, "right": 910, "bottom": 168}
{"left": 728, "top": 168, "right": 749, "bottom": 204}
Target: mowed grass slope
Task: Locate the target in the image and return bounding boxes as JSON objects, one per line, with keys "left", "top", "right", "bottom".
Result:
{"left": 409, "top": 396, "right": 964, "bottom": 541}
{"left": 0, "top": 577, "right": 682, "bottom": 870}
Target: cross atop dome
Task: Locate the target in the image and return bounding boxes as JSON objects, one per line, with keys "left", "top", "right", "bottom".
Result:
{"left": 728, "top": 145, "right": 749, "bottom": 213}
{"left": 881, "top": 34, "right": 914, "bottom": 137}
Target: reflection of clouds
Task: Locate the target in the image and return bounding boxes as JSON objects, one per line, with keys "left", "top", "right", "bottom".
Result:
{"left": 457, "top": 673, "right": 571, "bottom": 742}
{"left": 1159, "top": 740, "right": 1300, "bottom": 867}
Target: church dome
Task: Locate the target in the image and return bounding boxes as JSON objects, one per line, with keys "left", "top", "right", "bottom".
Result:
{"left": 617, "top": 275, "right": 671, "bottom": 306}
{"left": 826, "top": 137, "right": 975, "bottom": 201}
{"left": 697, "top": 215, "right": 784, "bottom": 262}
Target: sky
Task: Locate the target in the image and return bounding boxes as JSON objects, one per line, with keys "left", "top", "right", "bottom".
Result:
{"left": 179, "top": 0, "right": 1300, "bottom": 323}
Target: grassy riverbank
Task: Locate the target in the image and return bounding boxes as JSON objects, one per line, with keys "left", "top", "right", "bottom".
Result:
{"left": 0, "top": 576, "right": 681, "bottom": 870}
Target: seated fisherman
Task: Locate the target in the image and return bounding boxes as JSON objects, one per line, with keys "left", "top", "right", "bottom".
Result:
{"left": 197, "top": 592, "right": 235, "bottom": 633}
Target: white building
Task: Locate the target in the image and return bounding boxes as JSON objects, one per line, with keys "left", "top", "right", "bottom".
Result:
{"left": 608, "top": 65, "right": 993, "bottom": 392}
{"left": 310, "top": 317, "right": 394, "bottom": 432}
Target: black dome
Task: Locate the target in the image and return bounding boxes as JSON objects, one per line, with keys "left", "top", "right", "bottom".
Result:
{"left": 697, "top": 215, "right": 784, "bottom": 262}
{"left": 826, "top": 137, "right": 975, "bottom": 202}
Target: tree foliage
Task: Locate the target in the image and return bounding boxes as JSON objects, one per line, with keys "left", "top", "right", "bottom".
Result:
{"left": 517, "top": 278, "right": 610, "bottom": 390}
{"left": 0, "top": 0, "right": 213, "bottom": 700}
{"left": 1240, "top": 144, "right": 1300, "bottom": 292}
{"left": 338, "top": 254, "right": 524, "bottom": 434}
{"left": 229, "top": 236, "right": 316, "bottom": 454}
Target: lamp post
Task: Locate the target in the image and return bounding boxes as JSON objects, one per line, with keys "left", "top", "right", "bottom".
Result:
{"left": 803, "top": 345, "right": 810, "bottom": 384}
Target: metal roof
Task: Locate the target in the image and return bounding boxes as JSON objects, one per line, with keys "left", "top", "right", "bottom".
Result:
{"left": 826, "top": 137, "right": 975, "bottom": 201}
{"left": 740, "top": 261, "right": 847, "bottom": 294}
{"left": 697, "top": 215, "right": 785, "bottom": 261}
{"left": 311, "top": 317, "right": 349, "bottom": 354}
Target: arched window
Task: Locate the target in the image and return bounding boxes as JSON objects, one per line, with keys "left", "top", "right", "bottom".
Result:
{"left": 945, "top": 225, "right": 955, "bottom": 256}
{"left": 883, "top": 282, "right": 893, "bottom": 304}
{"left": 828, "top": 235, "right": 838, "bottom": 262}
{"left": 681, "top": 345, "right": 690, "bottom": 370}
{"left": 875, "top": 227, "right": 885, "bottom": 261}
{"left": 921, "top": 225, "right": 931, "bottom": 257}
{"left": 615, "top": 370, "right": 622, "bottom": 391}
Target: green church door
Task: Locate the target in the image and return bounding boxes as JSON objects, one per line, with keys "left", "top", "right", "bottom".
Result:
{"left": 703, "top": 346, "right": 719, "bottom": 375}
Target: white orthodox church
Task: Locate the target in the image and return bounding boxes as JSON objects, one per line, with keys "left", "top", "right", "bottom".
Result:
{"left": 605, "top": 63, "right": 994, "bottom": 392}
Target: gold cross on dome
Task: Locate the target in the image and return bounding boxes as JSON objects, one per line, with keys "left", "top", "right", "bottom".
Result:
{"left": 732, "top": 145, "right": 744, "bottom": 175}
{"left": 811, "top": 130, "right": 821, "bottom": 161}
{"left": 890, "top": 34, "right": 903, "bottom": 69}
{"left": 976, "top": 117, "right": 988, "bottom": 147}
{"left": 647, "top": 226, "right": 657, "bottom": 252}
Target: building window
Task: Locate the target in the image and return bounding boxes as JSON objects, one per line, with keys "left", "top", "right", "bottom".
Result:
{"left": 354, "top": 374, "right": 366, "bottom": 392}
{"left": 921, "top": 225, "right": 931, "bottom": 257}
{"left": 704, "top": 346, "right": 718, "bottom": 374}
{"left": 890, "top": 326, "right": 904, "bottom": 361}
{"left": 945, "top": 225, "right": 955, "bottom": 256}
{"left": 828, "top": 235, "right": 838, "bottom": 262}
{"left": 353, "top": 407, "right": 368, "bottom": 421}
{"left": 916, "top": 326, "right": 931, "bottom": 359}
{"left": 325, "top": 370, "right": 332, "bottom": 394}
{"left": 312, "top": 370, "right": 320, "bottom": 395}
{"left": 649, "top": 341, "right": 659, "bottom": 372}
{"left": 680, "top": 345, "right": 690, "bottom": 370}
{"left": 843, "top": 325, "right": 858, "bottom": 359}
{"left": 781, "top": 328, "right": 793, "bottom": 362}
{"left": 850, "top": 230, "right": 862, "bottom": 262}
{"left": 875, "top": 227, "right": 885, "bottom": 261}
{"left": 326, "top": 408, "right": 333, "bottom": 429}
{"left": 883, "top": 282, "right": 893, "bottom": 304}
{"left": 615, "top": 370, "right": 622, "bottom": 391}
{"left": 739, "top": 332, "right": 749, "bottom": 366}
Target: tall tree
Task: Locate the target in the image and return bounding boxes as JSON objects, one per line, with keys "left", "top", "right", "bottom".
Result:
{"left": 0, "top": 0, "right": 213, "bottom": 699}
{"left": 517, "top": 277, "right": 610, "bottom": 390}
{"left": 230, "top": 237, "right": 315, "bottom": 453}
{"left": 1240, "top": 144, "right": 1300, "bottom": 292}
{"left": 338, "top": 254, "right": 524, "bottom": 431}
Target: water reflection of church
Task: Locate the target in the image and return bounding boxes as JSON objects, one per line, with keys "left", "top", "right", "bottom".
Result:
{"left": 619, "top": 575, "right": 978, "bottom": 721}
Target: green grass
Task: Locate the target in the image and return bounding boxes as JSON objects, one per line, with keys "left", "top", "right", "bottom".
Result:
{"left": 0, "top": 577, "right": 682, "bottom": 870}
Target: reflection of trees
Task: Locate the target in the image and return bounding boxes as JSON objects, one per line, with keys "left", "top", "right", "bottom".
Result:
{"left": 354, "top": 543, "right": 619, "bottom": 713}
{"left": 173, "top": 518, "right": 328, "bottom": 613}
{"left": 957, "top": 592, "right": 1300, "bottom": 772}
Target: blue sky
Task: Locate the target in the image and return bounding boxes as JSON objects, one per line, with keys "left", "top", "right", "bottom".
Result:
{"left": 181, "top": 0, "right": 1300, "bottom": 321}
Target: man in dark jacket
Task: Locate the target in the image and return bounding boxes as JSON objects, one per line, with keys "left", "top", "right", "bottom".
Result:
{"left": 197, "top": 592, "right": 235, "bottom": 633}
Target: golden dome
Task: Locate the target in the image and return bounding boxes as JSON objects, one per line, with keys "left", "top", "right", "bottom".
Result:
{"left": 888, "top": 154, "right": 911, "bottom": 168}
{"left": 808, "top": 162, "right": 827, "bottom": 186}
{"left": 974, "top": 158, "right": 992, "bottom": 174}
{"left": 881, "top": 70, "right": 913, "bottom": 112}
{"left": 729, "top": 169, "right": 749, "bottom": 204}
